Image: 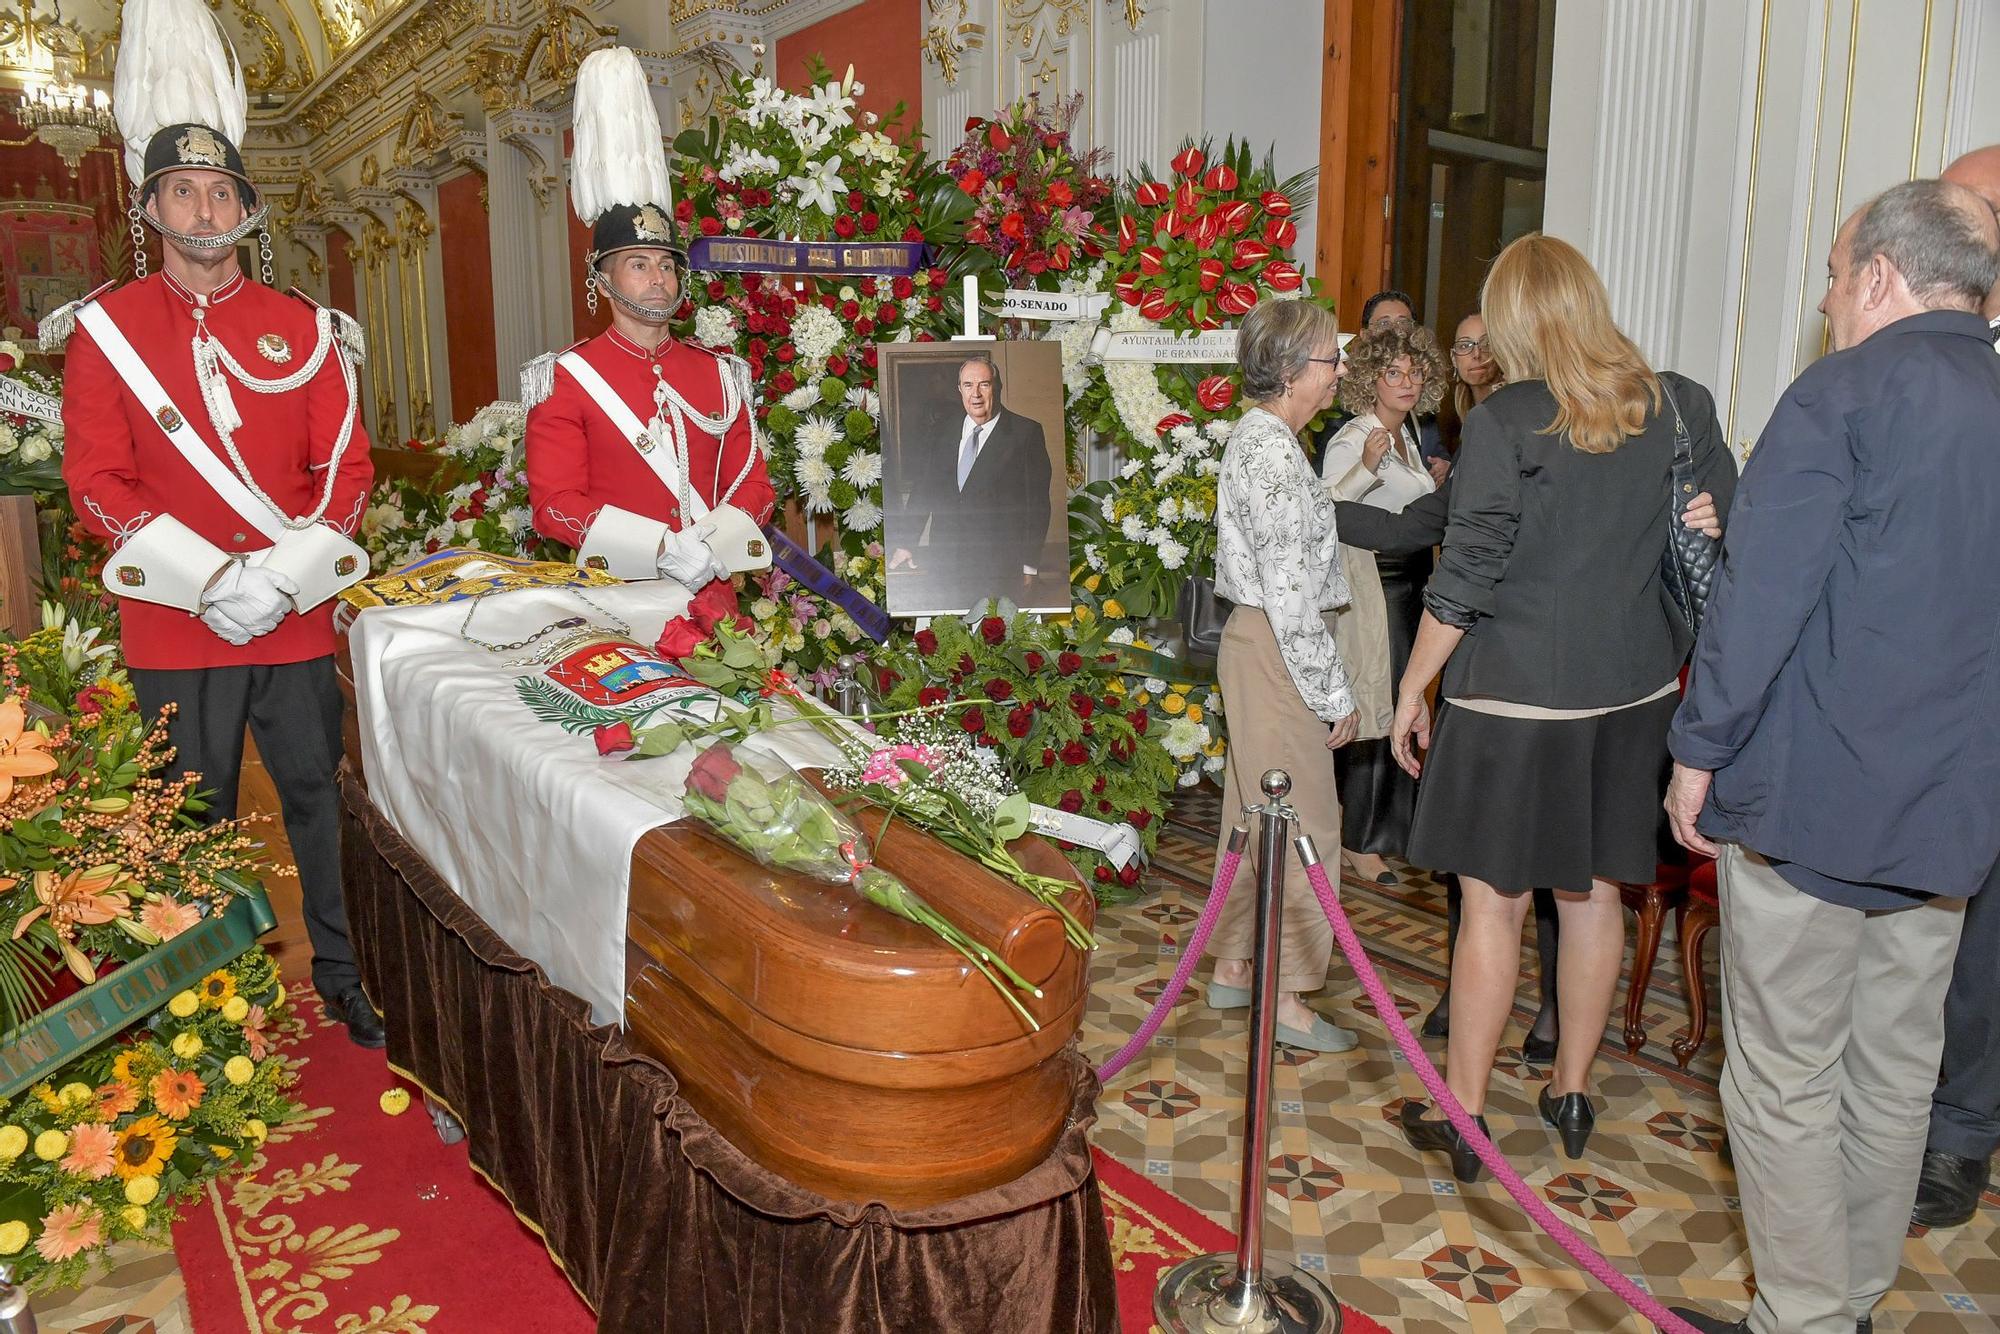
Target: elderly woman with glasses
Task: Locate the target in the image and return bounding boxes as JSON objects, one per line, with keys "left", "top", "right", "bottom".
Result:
{"left": 1203, "top": 297, "right": 1367, "bottom": 1054}
{"left": 1318, "top": 324, "right": 1448, "bottom": 889}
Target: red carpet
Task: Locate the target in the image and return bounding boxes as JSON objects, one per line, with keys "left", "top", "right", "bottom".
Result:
{"left": 175, "top": 997, "right": 1388, "bottom": 1332}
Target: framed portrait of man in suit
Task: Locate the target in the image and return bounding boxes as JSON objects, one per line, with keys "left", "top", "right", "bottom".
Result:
{"left": 879, "top": 341, "right": 1070, "bottom": 617}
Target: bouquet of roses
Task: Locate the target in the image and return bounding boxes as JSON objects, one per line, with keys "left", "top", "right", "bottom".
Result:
{"left": 680, "top": 741, "right": 1043, "bottom": 1026}
{"left": 945, "top": 94, "right": 1115, "bottom": 282}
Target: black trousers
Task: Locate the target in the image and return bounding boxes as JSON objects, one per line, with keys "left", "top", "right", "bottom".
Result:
{"left": 1930, "top": 880, "right": 2000, "bottom": 1161}
{"left": 132, "top": 658, "right": 357, "bottom": 998}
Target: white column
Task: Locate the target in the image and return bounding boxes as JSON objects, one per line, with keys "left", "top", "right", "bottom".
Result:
{"left": 487, "top": 108, "right": 568, "bottom": 394}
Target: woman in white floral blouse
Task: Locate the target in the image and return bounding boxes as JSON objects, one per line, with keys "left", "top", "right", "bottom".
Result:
{"left": 1205, "top": 298, "right": 1366, "bottom": 1053}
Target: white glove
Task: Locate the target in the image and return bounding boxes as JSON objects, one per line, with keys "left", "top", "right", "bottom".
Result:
{"left": 656, "top": 528, "right": 728, "bottom": 588}
{"left": 200, "top": 602, "right": 254, "bottom": 646}
{"left": 203, "top": 561, "right": 299, "bottom": 638}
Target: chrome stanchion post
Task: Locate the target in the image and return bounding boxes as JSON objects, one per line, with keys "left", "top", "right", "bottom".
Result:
{"left": 1155, "top": 770, "right": 1341, "bottom": 1334}
{"left": 0, "top": 1263, "right": 37, "bottom": 1334}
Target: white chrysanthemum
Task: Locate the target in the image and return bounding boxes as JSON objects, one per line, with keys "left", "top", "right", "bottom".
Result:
{"left": 1084, "top": 543, "right": 1104, "bottom": 571}
{"left": 840, "top": 450, "right": 882, "bottom": 488}
{"left": 796, "top": 454, "right": 835, "bottom": 491}
{"left": 1197, "top": 458, "right": 1222, "bottom": 476}
{"left": 1157, "top": 538, "right": 1188, "bottom": 570}
{"left": 1108, "top": 627, "right": 1136, "bottom": 645}
{"left": 1204, "top": 753, "right": 1226, "bottom": 774}
{"left": 782, "top": 384, "right": 821, "bottom": 412}
{"left": 1119, "top": 458, "right": 1143, "bottom": 480}
{"left": 1162, "top": 716, "right": 1207, "bottom": 761}
{"left": 1155, "top": 456, "right": 1184, "bottom": 482}
{"left": 1205, "top": 419, "right": 1233, "bottom": 442}
{"left": 1170, "top": 425, "right": 1197, "bottom": 447}
{"left": 1157, "top": 497, "right": 1180, "bottom": 524}
{"left": 498, "top": 509, "right": 528, "bottom": 536}
{"left": 791, "top": 304, "right": 845, "bottom": 362}
{"left": 1099, "top": 495, "right": 1118, "bottom": 522}
{"left": 795, "top": 413, "right": 843, "bottom": 458}
{"left": 804, "top": 486, "right": 833, "bottom": 514}
{"left": 1144, "top": 676, "right": 1169, "bottom": 694}
{"left": 1120, "top": 515, "right": 1146, "bottom": 540}
{"left": 841, "top": 497, "right": 882, "bottom": 531}
{"left": 693, "top": 305, "right": 739, "bottom": 348}
{"left": 844, "top": 386, "right": 880, "bottom": 415}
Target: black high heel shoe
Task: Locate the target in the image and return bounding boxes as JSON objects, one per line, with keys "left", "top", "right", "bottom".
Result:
{"left": 1400, "top": 1101, "right": 1488, "bottom": 1183}
{"left": 1521, "top": 1029, "right": 1559, "bottom": 1065}
{"left": 1420, "top": 1003, "right": 1450, "bottom": 1040}
{"left": 1538, "top": 1085, "right": 1596, "bottom": 1159}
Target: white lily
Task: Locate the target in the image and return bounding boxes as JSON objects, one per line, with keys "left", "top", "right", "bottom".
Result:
{"left": 787, "top": 155, "right": 848, "bottom": 215}
{"left": 804, "top": 79, "right": 855, "bottom": 127}
{"left": 61, "top": 622, "right": 113, "bottom": 674}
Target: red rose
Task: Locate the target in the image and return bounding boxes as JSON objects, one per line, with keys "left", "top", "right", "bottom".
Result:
{"left": 1071, "top": 692, "right": 1095, "bottom": 719}
{"left": 1117, "top": 214, "right": 1138, "bottom": 254}
{"left": 1094, "top": 865, "right": 1112, "bottom": 884}
{"left": 982, "top": 677, "right": 1014, "bottom": 702}
{"left": 960, "top": 707, "right": 987, "bottom": 734}
{"left": 1171, "top": 146, "right": 1206, "bottom": 178}
{"left": 1231, "top": 239, "right": 1272, "bottom": 271}
{"left": 1057, "top": 651, "right": 1083, "bottom": 676}
{"left": 1202, "top": 163, "right": 1239, "bottom": 192}
{"left": 655, "top": 615, "right": 707, "bottom": 660}
{"left": 1135, "top": 181, "right": 1170, "bottom": 207}
{"left": 980, "top": 615, "right": 1007, "bottom": 644}
{"left": 847, "top": 190, "right": 866, "bottom": 209}
{"left": 1130, "top": 809, "right": 1154, "bottom": 830}
{"left": 676, "top": 199, "right": 696, "bottom": 222}
{"left": 1196, "top": 375, "right": 1237, "bottom": 412}
{"left": 1061, "top": 740, "right": 1090, "bottom": 766}
{"left": 1139, "top": 290, "right": 1179, "bottom": 322}
{"left": 1129, "top": 709, "right": 1149, "bottom": 735}
{"left": 771, "top": 370, "right": 797, "bottom": 393}
{"left": 902, "top": 224, "right": 925, "bottom": 242}
{"left": 827, "top": 353, "right": 850, "bottom": 378}
{"left": 1260, "top": 191, "right": 1293, "bottom": 217}
{"left": 707, "top": 279, "right": 728, "bottom": 301}
{"left": 919, "top": 685, "right": 948, "bottom": 706}
{"left": 1117, "top": 864, "right": 1141, "bottom": 887}
{"left": 856, "top": 318, "right": 877, "bottom": 335}
{"left": 1137, "top": 245, "right": 1166, "bottom": 276}
{"left": 776, "top": 344, "right": 796, "bottom": 363}
{"left": 841, "top": 300, "right": 861, "bottom": 320}
{"left": 1007, "top": 704, "right": 1035, "bottom": 738}
{"left": 1262, "top": 260, "right": 1303, "bottom": 292}
{"left": 861, "top": 345, "right": 879, "bottom": 367}
{"left": 834, "top": 215, "right": 858, "bottom": 239}
{"left": 1174, "top": 181, "right": 1202, "bottom": 215}
{"left": 1111, "top": 738, "right": 1135, "bottom": 761}
{"left": 877, "top": 301, "right": 898, "bottom": 324}
{"left": 876, "top": 667, "right": 900, "bottom": 695}
{"left": 1096, "top": 799, "right": 1112, "bottom": 814}
{"left": 684, "top": 743, "right": 743, "bottom": 803}
{"left": 1197, "top": 257, "right": 1225, "bottom": 294}
{"left": 1082, "top": 721, "right": 1095, "bottom": 736}
{"left": 1024, "top": 651, "right": 1045, "bottom": 671}
{"left": 1156, "top": 412, "right": 1195, "bottom": 436}
{"left": 593, "top": 722, "right": 635, "bottom": 756}
{"left": 699, "top": 215, "right": 722, "bottom": 236}
{"left": 1041, "top": 748, "right": 1057, "bottom": 768}
{"left": 1058, "top": 789, "right": 1084, "bottom": 813}
{"left": 914, "top": 628, "right": 940, "bottom": 655}
{"left": 1090, "top": 774, "right": 1107, "bottom": 795}
{"left": 1114, "top": 272, "right": 1142, "bottom": 306}
{"left": 1264, "top": 217, "right": 1298, "bottom": 248}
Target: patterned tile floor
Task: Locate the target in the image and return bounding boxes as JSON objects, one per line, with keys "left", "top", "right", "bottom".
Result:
{"left": 1082, "top": 787, "right": 1999, "bottom": 1332}
{"left": 41, "top": 788, "right": 1999, "bottom": 1333}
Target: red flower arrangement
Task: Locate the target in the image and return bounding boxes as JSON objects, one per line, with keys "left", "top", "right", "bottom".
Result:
{"left": 945, "top": 94, "right": 1115, "bottom": 280}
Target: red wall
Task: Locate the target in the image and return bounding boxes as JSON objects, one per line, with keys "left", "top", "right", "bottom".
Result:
{"left": 774, "top": 0, "right": 924, "bottom": 136}
{"left": 438, "top": 170, "right": 498, "bottom": 418}
{"left": 327, "top": 231, "right": 357, "bottom": 323}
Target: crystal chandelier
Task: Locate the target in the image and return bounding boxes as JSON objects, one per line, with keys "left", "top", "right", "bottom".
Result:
{"left": 15, "top": 0, "right": 114, "bottom": 177}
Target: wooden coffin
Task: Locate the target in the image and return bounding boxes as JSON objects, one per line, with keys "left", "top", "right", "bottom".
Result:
{"left": 624, "top": 807, "right": 1094, "bottom": 1210}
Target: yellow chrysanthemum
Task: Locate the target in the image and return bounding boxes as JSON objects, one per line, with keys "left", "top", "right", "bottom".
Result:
{"left": 0, "top": 1221, "right": 26, "bottom": 1255}
{"left": 166, "top": 991, "right": 199, "bottom": 1019}
{"left": 34, "top": 1129, "right": 67, "bottom": 1161}
{"left": 122, "top": 1205, "right": 147, "bottom": 1231}
{"left": 223, "top": 1056, "right": 255, "bottom": 1086}
{"left": 221, "top": 996, "right": 249, "bottom": 1023}
{"left": 197, "top": 970, "right": 236, "bottom": 1008}
{"left": 113, "top": 1115, "right": 176, "bottom": 1180}
{"left": 123, "top": 1174, "right": 159, "bottom": 1206}
{"left": 1107, "top": 678, "right": 1126, "bottom": 695}
{"left": 1132, "top": 691, "right": 1150, "bottom": 708}
{"left": 0, "top": 1126, "right": 26, "bottom": 1160}
{"left": 170, "top": 1032, "right": 203, "bottom": 1061}
{"left": 56, "top": 1082, "right": 92, "bottom": 1108}
{"left": 380, "top": 1088, "right": 412, "bottom": 1116}
{"left": 244, "top": 1119, "right": 268, "bottom": 1144}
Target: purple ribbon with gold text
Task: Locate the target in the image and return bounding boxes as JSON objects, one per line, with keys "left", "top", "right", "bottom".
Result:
{"left": 762, "top": 526, "right": 893, "bottom": 642}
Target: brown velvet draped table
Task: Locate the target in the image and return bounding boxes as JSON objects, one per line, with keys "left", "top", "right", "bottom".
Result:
{"left": 337, "top": 772, "right": 1119, "bottom": 1333}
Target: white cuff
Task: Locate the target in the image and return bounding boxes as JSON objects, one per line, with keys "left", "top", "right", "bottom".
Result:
{"left": 252, "top": 524, "right": 370, "bottom": 613}
{"left": 577, "top": 504, "right": 672, "bottom": 581}
{"left": 685, "top": 504, "right": 772, "bottom": 575}
{"left": 105, "top": 515, "right": 230, "bottom": 614}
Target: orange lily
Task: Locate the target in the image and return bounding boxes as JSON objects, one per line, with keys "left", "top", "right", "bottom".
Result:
{"left": 0, "top": 697, "right": 57, "bottom": 802}
{"left": 11, "top": 865, "right": 132, "bottom": 983}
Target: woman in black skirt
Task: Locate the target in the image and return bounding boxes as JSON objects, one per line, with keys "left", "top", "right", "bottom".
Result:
{"left": 1387, "top": 234, "right": 1736, "bottom": 1182}
{"left": 1319, "top": 325, "right": 1447, "bottom": 884}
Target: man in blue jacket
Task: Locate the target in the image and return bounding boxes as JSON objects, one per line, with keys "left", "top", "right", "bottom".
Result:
{"left": 1664, "top": 179, "right": 2000, "bottom": 1334}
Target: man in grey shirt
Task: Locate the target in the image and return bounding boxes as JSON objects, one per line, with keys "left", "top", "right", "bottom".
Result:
{"left": 1665, "top": 181, "right": 2000, "bottom": 1334}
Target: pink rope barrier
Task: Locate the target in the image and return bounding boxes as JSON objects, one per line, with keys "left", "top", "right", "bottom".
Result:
{"left": 1094, "top": 845, "right": 1243, "bottom": 1084}
{"left": 1301, "top": 856, "right": 1698, "bottom": 1334}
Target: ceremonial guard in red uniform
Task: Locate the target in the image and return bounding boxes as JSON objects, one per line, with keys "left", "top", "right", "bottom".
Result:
{"left": 52, "top": 0, "right": 381, "bottom": 1044}
{"left": 524, "top": 47, "right": 773, "bottom": 631}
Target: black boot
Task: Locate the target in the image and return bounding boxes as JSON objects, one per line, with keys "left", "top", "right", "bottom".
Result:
{"left": 1538, "top": 1085, "right": 1596, "bottom": 1159}
{"left": 324, "top": 986, "right": 386, "bottom": 1049}
{"left": 1400, "top": 1101, "right": 1487, "bottom": 1184}
{"left": 1911, "top": 1149, "right": 1990, "bottom": 1229}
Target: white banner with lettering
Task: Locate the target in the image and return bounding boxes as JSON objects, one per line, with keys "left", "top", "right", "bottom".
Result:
{"left": 0, "top": 376, "right": 61, "bottom": 424}
{"left": 1086, "top": 327, "right": 1239, "bottom": 364}
{"left": 998, "top": 289, "right": 1113, "bottom": 322}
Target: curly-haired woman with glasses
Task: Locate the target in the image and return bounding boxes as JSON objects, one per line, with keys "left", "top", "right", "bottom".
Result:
{"left": 1318, "top": 324, "right": 1448, "bottom": 887}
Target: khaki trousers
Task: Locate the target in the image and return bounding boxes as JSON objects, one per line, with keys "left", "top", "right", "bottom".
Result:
{"left": 1208, "top": 608, "right": 1344, "bottom": 993}
{"left": 1717, "top": 844, "right": 1967, "bottom": 1334}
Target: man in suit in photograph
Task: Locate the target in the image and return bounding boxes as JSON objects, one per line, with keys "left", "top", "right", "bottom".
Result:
{"left": 889, "top": 352, "right": 1052, "bottom": 612}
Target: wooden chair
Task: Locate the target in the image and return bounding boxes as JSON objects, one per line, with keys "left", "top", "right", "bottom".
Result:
{"left": 1672, "top": 858, "right": 1720, "bottom": 1068}
{"left": 1618, "top": 861, "right": 1691, "bottom": 1055}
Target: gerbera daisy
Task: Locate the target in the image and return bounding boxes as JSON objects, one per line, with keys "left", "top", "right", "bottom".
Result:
{"left": 139, "top": 895, "right": 200, "bottom": 941}
{"left": 150, "top": 1068, "right": 205, "bottom": 1121}
{"left": 95, "top": 1081, "right": 139, "bottom": 1119}
{"left": 243, "top": 1004, "right": 272, "bottom": 1061}
{"left": 197, "top": 970, "right": 235, "bottom": 1007}
{"left": 35, "top": 1202, "right": 102, "bottom": 1262}
{"left": 113, "top": 1115, "right": 176, "bottom": 1179}
{"left": 60, "top": 1122, "right": 116, "bottom": 1179}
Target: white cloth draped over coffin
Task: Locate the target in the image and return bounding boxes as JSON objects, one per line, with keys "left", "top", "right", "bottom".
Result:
{"left": 347, "top": 581, "right": 843, "bottom": 1025}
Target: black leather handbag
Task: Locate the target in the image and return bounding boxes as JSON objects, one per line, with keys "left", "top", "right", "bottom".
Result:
{"left": 1177, "top": 574, "right": 1235, "bottom": 664}
{"left": 1657, "top": 379, "right": 1720, "bottom": 636}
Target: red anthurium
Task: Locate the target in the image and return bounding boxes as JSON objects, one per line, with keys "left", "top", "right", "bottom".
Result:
{"left": 1217, "top": 200, "right": 1256, "bottom": 235}
{"left": 988, "top": 124, "right": 1012, "bottom": 150}
{"left": 1197, "top": 257, "right": 1225, "bottom": 293}
{"left": 1139, "top": 290, "right": 1179, "bottom": 322}
{"left": 1262, "top": 260, "right": 1304, "bottom": 292}
{"left": 1264, "top": 216, "right": 1298, "bottom": 247}
{"left": 1051, "top": 242, "right": 1073, "bottom": 270}
{"left": 1156, "top": 412, "right": 1195, "bottom": 436}
{"left": 1215, "top": 282, "right": 1258, "bottom": 316}
{"left": 1117, "top": 214, "right": 1138, "bottom": 252}
{"left": 1202, "top": 163, "right": 1239, "bottom": 192}
{"left": 1174, "top": 181, "right": 1202, "bottom": 215}
{"left": 1196, "top": 376, "right": 1237, "bottom": 412}
{"left": 1137, "top": 245, "right": 1167, "bottom": 276}
{"left": 1259, "top": 190, "right": 1293, "bottom": 217}
{"left": 1230, "top": 238, "right": 1272, "bottom": 271}
{"left": 1156, "top": 211, "right": 1183, "bottom": 239}
{"left": 1190, "top": 211, "right": 1223, "bottom": 250}
{"left": 1114, "top": 272, "right": 1143, "bottom": 305}
{"left": 1135, "top": 180, "right": 1170, "bottom": 207}
{"left": 1171, "top": 146, "right": 1206, "bottom": 178}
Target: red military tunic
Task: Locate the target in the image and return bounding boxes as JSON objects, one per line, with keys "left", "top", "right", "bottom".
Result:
{"left": 525, "top": 327, "right": 773, "bottom": 629}
{"left": 62, "top": 271, "right": 375, "bottom": 670}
